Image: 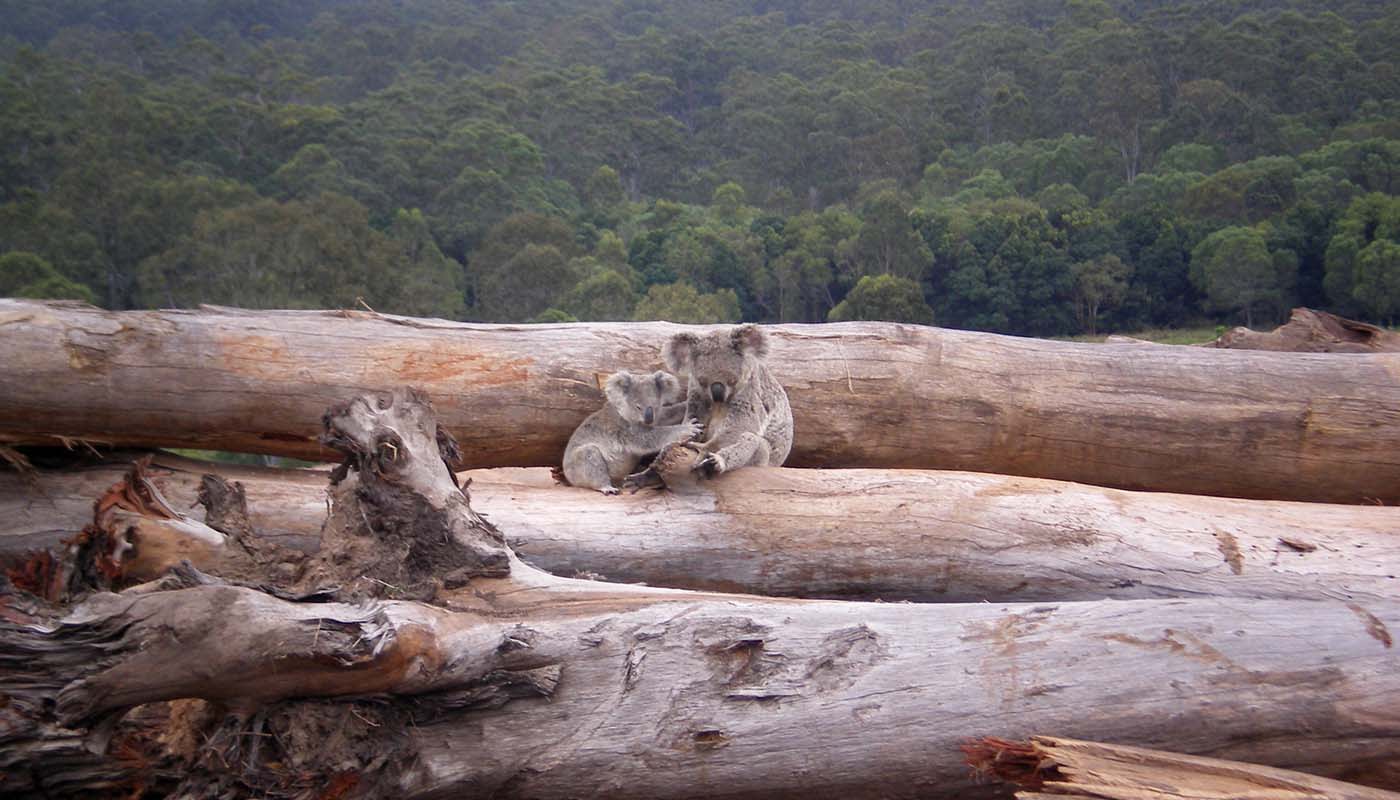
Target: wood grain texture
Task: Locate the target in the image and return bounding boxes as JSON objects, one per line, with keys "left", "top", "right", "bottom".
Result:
{"left": 6, "top": 578, "right": 1400, "bottom": 798}
{"left": 400, "top": 592, "right": 1400, "bottom": 798}
{"left": 971, "top": 735, "right": 1400, "bottom": 800}
{"left": 6, "top": 457, "right": 1398, "bottom": 604}
{"left": 5, "top": 387, "right": 1399, "bottom": 799}
{"left": 3, "top": 300, "right": 1400, "bottom": 502}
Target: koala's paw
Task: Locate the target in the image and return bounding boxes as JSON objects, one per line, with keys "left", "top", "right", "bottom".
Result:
{"left": 600, "top": 485, "right": 621, "bottom": 496}
{"left": 680, "top": 417, "right": 704, "bottom": 441}
{"left": 692, "top": 452, "right": 725, "bottom": 479}
{"left": 622, "top": 469, "right": 659, "bottom": 493}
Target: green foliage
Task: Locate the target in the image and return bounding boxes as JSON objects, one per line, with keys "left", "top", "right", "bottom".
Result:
{"left": 380, "top": 208, "right": 464, "bottom": 319}
{"left": 138, "top": 192, "right": 408, "bottom": 309}
{"left": 924, "top": 198, "right": 1076, "bottom": 336}
{"left": 633, "top": 282, "right": 741, "bottom": 324}
{"left": 0, "top": 251, "right": 96, "bottom": 302}
{"left": 530, "top": 308, "right": 578, "bottom": 323}
{"left": 1325, "top": 193, "right": 1400, "bottom": 315}
{"left": 1190, "top": 226, "right": 1294, "bottom": 326}
{"left": 850, "top": 191, "right": 932, "bottom": 282}
{"left": 469, "top": 213, "right": 583, "bottom": 322}
{"left": 711, "top": 182, "right": 750, "bottom": 225}
{"left": 2, "top": 0, "right": 1399, "bottom": 336}
{"left": 827, "top": 274, "right": 934, "bottom": 325}
{"left": 562, "top": 269, "right": 638, "bottom": 322}
{"left": 1352, "top": 239, "right": 1400, "bottom": 322}
{"left": 1071, "top": 254, "right": 1131, "bottom": 335}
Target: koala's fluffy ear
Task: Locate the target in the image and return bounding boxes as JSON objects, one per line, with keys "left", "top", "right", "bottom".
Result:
{"left": 730, "top": 324, "right": 769, "bottom": 358}
{"left": 663, "top": 333, "right": 698, "bottom": 372}
{"left": 604, "top": 371, "right": 633, "bottom": 409}
{"left": 652, "top": 370, "right": 680, "bottom": 399}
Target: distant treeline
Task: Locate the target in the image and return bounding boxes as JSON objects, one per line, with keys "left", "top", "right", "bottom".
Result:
{"left": 1, "top": 0, "right": 1398, "bottom": 333}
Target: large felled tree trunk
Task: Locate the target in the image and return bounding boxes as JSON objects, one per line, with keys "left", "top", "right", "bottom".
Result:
{"left": 3, "top": 299, "right": 1400, "bottom": 503}
{"left": 3, "top": 390, "right": 1399, "bottom": 800}
{"left": 5, "top": 455, "right": 1399, "bottom": 605}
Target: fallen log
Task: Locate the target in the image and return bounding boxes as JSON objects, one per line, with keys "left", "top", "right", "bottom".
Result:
{"left": 1211, "top": 308, "right": 1400, "bottom": 353}
{"left": 965, "top": 735, "right": 1400, "bottom": 799}
{"left": 3, "top": 300, "right": 1400, "bottom": 503}
{"left": 8, "top": 579, "right": 1399, "bottom": 798}
{"left": 4, "top": 389, "right": 1400, "bottom": 800}
{"left": 5, "top": 455, "right": 1398, "bottom": 604}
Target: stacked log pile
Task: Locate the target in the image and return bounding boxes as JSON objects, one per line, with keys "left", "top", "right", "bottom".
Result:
{"left": 1, "top": 298, "right": 1398, "bottom": 799}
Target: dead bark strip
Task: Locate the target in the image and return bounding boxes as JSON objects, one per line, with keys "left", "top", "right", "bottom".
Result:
{"left": 966, "top": 735, "right": 1400, "bottom": 799}
{"left": 3, "top": 300, "right": 1400, "bottom": 503}
{"left": 5, "top": 456, "right": 1399, "bottom": 604}
{"left": 1211, "top": 308, "right": 1400, "bottom": 353}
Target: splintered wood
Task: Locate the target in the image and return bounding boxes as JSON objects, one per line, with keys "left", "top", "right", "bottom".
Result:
{"left": 966, "top": 735, "right": 1400, "bottom": 800}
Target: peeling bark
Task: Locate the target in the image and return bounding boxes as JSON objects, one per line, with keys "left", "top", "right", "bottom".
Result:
{"left": 0, "top": 458, "right": 298, "bottom": 601}
{"left": 3, "top": 300, "right": 1400, "bottom": 503}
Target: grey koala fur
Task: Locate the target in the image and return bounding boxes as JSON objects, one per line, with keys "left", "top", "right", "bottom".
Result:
{"left": 562, "top": 370, "right": 701, "bottom": 494}
{"left": 661, "top": 324, "right": 793, "bottom": 477}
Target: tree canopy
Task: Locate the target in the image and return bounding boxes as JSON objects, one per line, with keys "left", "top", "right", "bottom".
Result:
{"left": 2, "top": 0, "right": 1398, "bottom": 333}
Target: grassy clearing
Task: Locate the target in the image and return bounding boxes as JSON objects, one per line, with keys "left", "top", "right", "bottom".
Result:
{"left": 1055, "top": 326, "right": 1222, "bottom": 345}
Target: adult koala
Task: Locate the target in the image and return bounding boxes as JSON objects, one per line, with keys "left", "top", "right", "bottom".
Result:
{"left": 662, "top": 324, "right": 793, "bottom": 477}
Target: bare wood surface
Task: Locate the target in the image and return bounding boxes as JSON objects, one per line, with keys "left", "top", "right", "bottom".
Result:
{"left": 968, "top": 735, "right": 1400, "bottom": 799}
{"left": 8, "top": 582, "right": 1398, "bottom": 798}
{"left": 4, "top": 390, "right": 1400, "bottom": 799}
{"left": 3, "top": 300, "right": 1400, "bottom": 502}
{"left": 1211, "top": 308, "right": 1400, "bottom": 353}
{"left": 6, "top": 456, "right": 1398, "bottom": 604}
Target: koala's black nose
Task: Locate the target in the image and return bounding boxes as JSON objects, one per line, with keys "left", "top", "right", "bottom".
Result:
{"left": 710, "top": 382, "right": 726, "bottom": 403}
{"left": 643, "top": 406, "right": 655, "bottom": 425}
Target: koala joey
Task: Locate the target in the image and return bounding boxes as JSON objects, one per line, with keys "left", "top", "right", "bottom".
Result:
{"left": 562, "top": 370, "right": 701, "bottom": 494}
{"left": 661, "top": 324, "right": 793, "bottom": 478}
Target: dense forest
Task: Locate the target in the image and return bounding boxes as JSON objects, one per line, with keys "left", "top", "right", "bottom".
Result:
{"left": 1, "top": 0, "right": 1398, "bottom": 334}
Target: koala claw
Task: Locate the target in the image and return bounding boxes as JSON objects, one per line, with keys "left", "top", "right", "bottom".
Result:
{"left": 692, "top": 453, "right": 724, "bottom": 479}
{"left": 622, "top": 468, "right": 664, "bottom": 493}
{"left": 601, "top": 486, "right": 621, "bottom": 496}
{"left": 682, "top": 417, "right": 704, "bottom": 440}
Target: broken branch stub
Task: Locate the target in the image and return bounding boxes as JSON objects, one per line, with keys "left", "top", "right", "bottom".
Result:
{"left": 311, "top": 387, "right": 510, "bottom": 599}
{"left": 964, "top": 735, "right": 1400, "bottom": 800}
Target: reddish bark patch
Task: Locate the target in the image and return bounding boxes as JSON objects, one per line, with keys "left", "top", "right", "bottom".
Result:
{"left": 4, "top": 550, "right": 61, "bottom": 599}
{"left": 962, "top": 737, "right": 1058, "bottom": 789}
{"left": 1214, "top": 531, "right": 1245, "bottom": 575}
{"left": 1347, "top": 603, "right": 1394, "bottom": 649}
